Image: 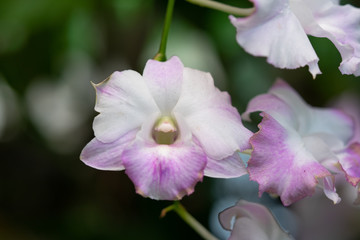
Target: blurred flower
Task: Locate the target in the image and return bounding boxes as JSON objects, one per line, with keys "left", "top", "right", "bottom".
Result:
{"left": 332, "top": 92, "right": 360, "bottom": 204}
{"left": 0, "top": 77, "right": 21, "bottom": 141}
{"left": 208, "top": 173, "right": 298, "bottom": 239}
{"left": 219, "top": 200, "right": 294, "bottom": 240}
{"left": 243, "top": 79, "right": 360, "bottom": 206}
{"left": 292, "top": 189, "right": 360, "bottom": 240}
{"left": 80, "top": 56, "right": 252, "bottom": 200}
{"left": 26, "top": 53, "right": 96, "bottom": 153}
{"left": 229, "top": 0, "right": 360, "bottom": 78}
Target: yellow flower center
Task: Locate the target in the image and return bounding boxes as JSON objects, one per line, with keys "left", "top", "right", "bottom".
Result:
{"left": 152, "top": 116, "right": 178, "bottom": 145}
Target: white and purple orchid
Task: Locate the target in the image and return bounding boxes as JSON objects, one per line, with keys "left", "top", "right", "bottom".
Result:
{"left": 229, "top": 0, "right": 360, "bottom": 78}
{"left": 219, "top": 200, "right": 294, "bottom": 240}
{"left": 80, "top": 56, "right": 252, "bottom": 200}
{"left": 243, "top": 79, "right": 360, "bottom": 206}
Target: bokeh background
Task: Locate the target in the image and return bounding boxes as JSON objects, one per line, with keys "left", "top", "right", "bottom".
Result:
{"left": 1, "top": 0, "right": 360, "bottom": 239}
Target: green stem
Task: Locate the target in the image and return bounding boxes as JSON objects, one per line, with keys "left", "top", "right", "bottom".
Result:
{"left": 161, "top": 202, "right": 219, "bottom": 240}
{"left": 186, "top": 0, "right": 254, "bottom": 16}
{"left": 154, "top": 0, "right": 175, "bottom": 61}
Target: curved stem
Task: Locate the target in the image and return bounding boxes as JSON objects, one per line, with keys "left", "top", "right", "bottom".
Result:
{"left": 161, "top": 201, "right": 219, "bottom": 240}
{"left": 186, "top": 0, "right": 254, "bottom": 16}
{"left": 154, "top": 0, "right": 175, "bottom": 61}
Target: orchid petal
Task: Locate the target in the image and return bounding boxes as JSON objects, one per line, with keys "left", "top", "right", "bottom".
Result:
{"left": 174, "top": 67, "right": 252, "bottom": 160}
{"left": 294, "top": 0, "right": 360, "bottom": 76}
{"left": 244, "top": 79, "right": 354, "bottom": 144}
{"left": 302, "top": 134, "right": 340, "bottom": 167}
{"left": 268, "top": 79, "right": 310, "bottom": 119}
{"left": 332, "top": 92, "right": 360, "bottom": 144}
{"left": 269, "top": 80, "right": 354, "bottom": 143}
{"left": 242, "top": 92, "right": 298, "bottom": 130}
{"left": 143, "top": 56, "right": 184, "bottom": 114}
{"left": 338, "top": 143, "right": 360, "bottom": 186}
{"left": 229, "top": 218, "right": 268, "bottom": 240}
{"left": 219, "top": 200, "right": 294, "bottom": 240}
{"left": 204, "top": 152, "right": 248, "bottom": 178}
{"left": 318, "top": 176, "right": 341, "bottom": 204}
{"left": 121, "top": 139, "right": 207, "bottom": 200}
{"left": 229, "top": 0, "right": 321, "bottom": 78}
{"left": 248, "top": 113, "right": 331, "bottom": 206}
{"left": 93, "top": 70, "right": 159, "bottom": 143}
{"left": 80, "top": 130, "right": 137, "bottom": 170}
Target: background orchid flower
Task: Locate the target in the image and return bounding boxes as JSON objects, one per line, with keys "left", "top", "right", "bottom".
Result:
{"left": 242, "top": 79, "right": 360, "bottom": 206}
{"left": 332, "top": 92, "right": 360, "bottom": 204}
{"left": 80, "top": 56, "right": 252, "bottom": 201}
{"left": 229, "top": 0, "right": 360, "bottom": 78}
{"left": 219, "top": 200, "right": 294, "bottom": 240}
{"left": 293, "top": 184, "right": 360, "bottom": 240}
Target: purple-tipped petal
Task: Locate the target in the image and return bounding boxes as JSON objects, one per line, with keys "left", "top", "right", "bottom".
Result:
{"left": 339, "top": 143, "right": 360, "bottom": 186}
{"left": 245, "top": 80, "right": 357, "bottom": 205}
{"left": 80, "top": 129, "right": 137, "bottom": 170}
{"left": 121, "top": 139, "right": 207, "bottom": 200}
{"left": 248, "top": 113, "right": 331, "bottom": 206}
{"left": 174, "top": 67, "right": 252, "bottom": 160}
{"left": 219, "top": 200, "right": 294, "bottom": 240}
{"left": 143, "top": 56, "right": 184, "bottom": 114}
{"left": 229, "top": 0, "right": 321, "bottom": 77}
{"left": 93, "top": 70, "right": 159, "bottom": 143}
{"left": 204, "top": 152, "right": 248, "bottom": 178}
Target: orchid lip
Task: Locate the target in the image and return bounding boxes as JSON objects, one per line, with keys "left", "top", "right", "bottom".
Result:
{"left": 152, "top": 116, "right": 178, "bottom": 145}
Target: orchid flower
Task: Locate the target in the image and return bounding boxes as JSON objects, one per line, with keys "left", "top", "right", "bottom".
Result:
{"left": 219, "top": 200, "right": 294, "bottom": 240}
{"left": 80, "top": 56, "right": 252, "bottom": 200}
{"left": 243, "top": 79, "right": 360, "bottom": 206}
{"left": 229, "top": 0, "right": 360, "bottom": 78}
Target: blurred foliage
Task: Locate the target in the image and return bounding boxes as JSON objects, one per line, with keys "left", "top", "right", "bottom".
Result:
{"left": 0, "top": 0, "right": 359, "bottom": 239}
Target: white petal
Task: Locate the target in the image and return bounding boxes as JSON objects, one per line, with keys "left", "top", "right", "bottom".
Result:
{"left": 204, "top": 152, "right": 248, "bottom": 178}
{"left": 302, "top": 134, "right": 341, "bottom": 165}
{"left": 92, "top": 70, "right": 159, "bottom": 143}
{"left": 293, "top": 0, "right": 360, "bottom": 76}
{"left": 230, "top": 0, "right": 320, "bottom": 77}
{"left": 143, "top": 56, "right": 184, "bottom": 114}
{"left": 269, "top": 80, "right": 354, "bottom": 143}
{"left": 173, "top": 67, "right": 252, "bottom": 160}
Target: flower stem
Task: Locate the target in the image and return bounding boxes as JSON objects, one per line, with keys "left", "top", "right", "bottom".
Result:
{"left": 186, "top": 0, "right": 254, "bottom": 16}
{"left": 161, "top": 201, "right": 219, "bottom": 240}
{"left": 154, "top": 0, "right": 175, "bottom": 62}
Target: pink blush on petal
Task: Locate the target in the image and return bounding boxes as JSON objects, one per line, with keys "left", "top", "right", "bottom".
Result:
{"left": 121, "top": 139, "right": 207, "bottom": 200}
